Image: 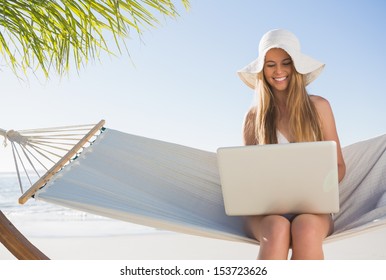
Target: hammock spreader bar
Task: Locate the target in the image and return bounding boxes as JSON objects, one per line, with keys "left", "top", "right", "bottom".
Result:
{"left": 18, "top": 120, "right": 105, "bottom": 204}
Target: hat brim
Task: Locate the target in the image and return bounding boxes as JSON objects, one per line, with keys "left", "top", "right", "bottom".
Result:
{"left": 237, "top": 47, "right": 325, "bottom": 89}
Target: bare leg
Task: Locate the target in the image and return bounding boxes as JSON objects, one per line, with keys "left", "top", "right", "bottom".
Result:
{"left": 290, "top": 214, "right": 333, "bottom": 260}
{"left": 245, "top": 215, "right": 291, "bottom": 259}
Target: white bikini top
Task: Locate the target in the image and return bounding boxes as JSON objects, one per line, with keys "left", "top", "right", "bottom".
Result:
{"left": 277, "top": 130, "right": 290, "bottom": 144}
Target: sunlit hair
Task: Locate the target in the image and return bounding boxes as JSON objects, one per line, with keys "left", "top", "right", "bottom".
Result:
{"left": 253, "top": 65, "right": 323, "bottom": 144}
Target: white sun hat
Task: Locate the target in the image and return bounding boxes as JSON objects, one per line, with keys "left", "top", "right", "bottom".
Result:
{"left": 237, "top": 29, "right": 325, "bottom": 89}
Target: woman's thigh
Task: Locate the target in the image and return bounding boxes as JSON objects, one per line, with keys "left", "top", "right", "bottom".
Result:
{"left": 291, "top": 213, "right": 333, "bottom": 240}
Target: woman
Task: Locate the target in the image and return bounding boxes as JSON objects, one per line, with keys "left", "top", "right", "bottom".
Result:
{"left": 237, "top": 29, "right": 346, "bottom": 259}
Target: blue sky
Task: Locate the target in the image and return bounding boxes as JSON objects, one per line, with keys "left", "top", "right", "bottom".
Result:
{"left": 1, "top": 0, "right": 385, "bottom": 171}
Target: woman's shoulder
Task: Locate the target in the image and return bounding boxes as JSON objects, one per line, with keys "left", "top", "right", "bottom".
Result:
{"left": 309, "top": 95, "right": 332, "bottom": 112}
{"left": 243, "top": 106, "right": 257, "bottom": 131}
{"left": 309, "top": 95, "right": 336, "bottom": 128}
{"left": 243, "top": 106, "right": 257, "bottom": 145}
{"left": 245, "top": 106, "right": 257, "bottom": 119}
{"left": 310, "top": 94, "right": 329, "bottom": 104}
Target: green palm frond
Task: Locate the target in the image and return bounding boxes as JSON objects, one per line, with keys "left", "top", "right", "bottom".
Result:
{"left": 0, "top": 0, "right": 190, "bottom": 77}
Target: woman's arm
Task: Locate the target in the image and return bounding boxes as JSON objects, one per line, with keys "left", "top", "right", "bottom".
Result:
{"left": 311, "top": 96, "right": 346, "bottom": 182}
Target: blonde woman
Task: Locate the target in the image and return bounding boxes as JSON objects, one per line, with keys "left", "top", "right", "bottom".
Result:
{"left": 238, "top": 29, "right": 346, "bottom": 259}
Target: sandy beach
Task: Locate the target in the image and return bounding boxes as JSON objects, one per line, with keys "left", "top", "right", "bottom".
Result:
{"left": 1, "top": 218, "right": 386, "bottom": 260}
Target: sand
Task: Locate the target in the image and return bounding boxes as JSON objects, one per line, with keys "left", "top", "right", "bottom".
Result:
{"left": 1, "top": 226, "right": 386, "bottom": 260}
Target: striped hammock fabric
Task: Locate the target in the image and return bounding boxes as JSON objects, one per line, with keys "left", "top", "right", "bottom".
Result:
{"left": 30, "top": 128, "right": 386, "bottom": 244}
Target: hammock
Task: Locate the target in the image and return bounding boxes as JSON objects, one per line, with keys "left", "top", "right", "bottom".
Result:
{"left": 3, "top": 122, "right": 386, "bottom": 244}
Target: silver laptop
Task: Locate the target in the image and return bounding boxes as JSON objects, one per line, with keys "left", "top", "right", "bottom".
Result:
{"left": 217, "top": 141, "right": 339, "bottom": 216}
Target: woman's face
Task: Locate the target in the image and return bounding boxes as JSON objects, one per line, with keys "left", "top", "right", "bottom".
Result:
{"left": 263, "top": 48, "right": 293, "bottom": 94}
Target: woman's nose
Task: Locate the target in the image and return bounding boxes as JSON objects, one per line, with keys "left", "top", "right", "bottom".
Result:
{"left": 275, "top": 65, "right": 284, "bottom": 74}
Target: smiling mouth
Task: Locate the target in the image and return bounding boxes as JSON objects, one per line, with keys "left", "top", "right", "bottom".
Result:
{"left": 274, "top": 76, "right": 287, "bottom": 82}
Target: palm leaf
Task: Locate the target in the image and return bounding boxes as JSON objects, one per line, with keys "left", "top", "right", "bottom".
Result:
{"left": 0, "top": 0, "right": 190, "bottom": 77}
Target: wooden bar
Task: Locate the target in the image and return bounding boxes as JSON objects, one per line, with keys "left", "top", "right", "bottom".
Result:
{"left": 18, "top": 119, "right": 105, "bottom": 204}
{"left": 0, "top": 211, "right": 49, "bottom": 260}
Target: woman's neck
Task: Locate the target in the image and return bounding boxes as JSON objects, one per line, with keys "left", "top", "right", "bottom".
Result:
{"left": 273, "top": 91, "right": 288, "bottom": 113}
{"left": 273, "top": 91, "right": 291, "bottom": 138}
{"left": 272, "top": 87, "right": 288, "bottom": 103}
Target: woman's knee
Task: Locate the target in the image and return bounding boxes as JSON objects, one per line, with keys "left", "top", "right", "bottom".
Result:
{"left": 259, "top": 215, "right": 291, "bottom": 242}
{"left": 291, "top": 214, "right": 332, "bottom": 242}
{"left": 244, "top": 215, "right": 291, "bottom": 242}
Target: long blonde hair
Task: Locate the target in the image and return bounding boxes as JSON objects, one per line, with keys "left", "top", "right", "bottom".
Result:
{"left": 253, "top": 68, "right": 323, "bottom": 144}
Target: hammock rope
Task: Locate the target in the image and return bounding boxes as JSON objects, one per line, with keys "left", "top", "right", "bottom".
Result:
{"left": 0, "top": 122, "right": 104, "bottom": 195}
